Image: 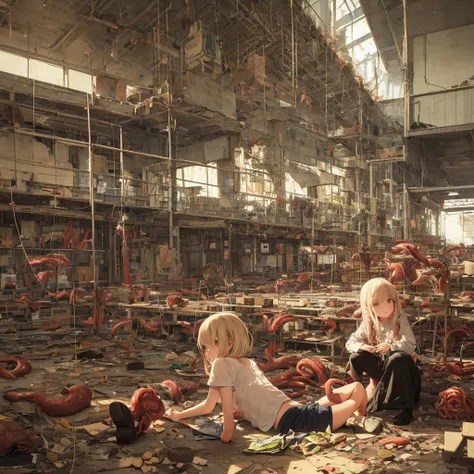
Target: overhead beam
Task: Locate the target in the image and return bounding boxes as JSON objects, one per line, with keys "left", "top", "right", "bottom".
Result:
{"left": 0, "top": 71, "right": 134, "bottom": 117}
{"left": 443, "top": 206, "right": 474, "bottom": 213}
{"left": 407, "top": 123, "right": 474, "bottom": 138}
{"left": 0, "top": 203, "right": 105, "bottom": 220}
{"left": 378, "top": 44, "right": 398, "bottom": 53}
{"left": 344, "top": 33, "right": 372, "bottom": 51}
{"left": 408, "top": 185, "right": 474, "bottom": 193}
{"left": 336, "top": 6, "right": 364, "bottom": 30}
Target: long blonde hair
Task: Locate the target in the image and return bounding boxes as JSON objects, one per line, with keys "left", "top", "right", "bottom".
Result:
{"left": 360, "top": 278, "right": 401, "bottom": 345}
{"left": 197, "top": 312, "right": 253, "bottom": 373}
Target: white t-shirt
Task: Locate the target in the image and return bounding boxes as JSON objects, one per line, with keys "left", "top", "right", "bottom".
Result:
{"left": 207, "top": 357, "right": 290, "bottom": 432}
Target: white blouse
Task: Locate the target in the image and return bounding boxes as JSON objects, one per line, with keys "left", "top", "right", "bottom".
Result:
{"left": 345, "top": 314, "right": 416, "bottom": 355}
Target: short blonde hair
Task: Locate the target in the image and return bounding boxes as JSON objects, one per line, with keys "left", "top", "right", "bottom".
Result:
{"left": 360, "top": 278, "right": 401, "bottom": 344}
{"left": 197, "top": 312, "right": 253, "bottom": 373}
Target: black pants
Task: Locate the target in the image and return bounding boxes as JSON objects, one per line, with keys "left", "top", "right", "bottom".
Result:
{"left": 349, "top": 350, "right": 421, "bottom": 412}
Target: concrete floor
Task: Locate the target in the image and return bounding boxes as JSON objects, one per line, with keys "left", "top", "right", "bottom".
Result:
{"left": 0, "top": 327, "right": 472, "bottom": 474}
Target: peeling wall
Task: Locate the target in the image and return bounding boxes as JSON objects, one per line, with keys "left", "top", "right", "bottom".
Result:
{"left": 176, "top": 135, "right": 238, "bottom": 165}
{"left": 0, "top": 132, "right": 74, "bottom": 190}
{"left": 412, "top": 24, "right": 474, "bottom": 95}
{"left": 183, "top": 72, "right": 237, "bottom": 119}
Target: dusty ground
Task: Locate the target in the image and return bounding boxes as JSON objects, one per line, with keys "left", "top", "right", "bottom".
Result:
{"left": 0, "top": 326, "right": 473, "bottom": 474}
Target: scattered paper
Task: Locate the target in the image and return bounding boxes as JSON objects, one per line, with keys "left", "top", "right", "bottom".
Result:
{"left": 120, "top": 457, "right": 143, "bottom": 468}
{"left": 165, "top": 352, "right": 178, "bottom": 361}
{"left": 60, "top": 438, "right": 72, "bottom": 447}
{"left": 378, "top": 449, "right": 394, "bottom": 460}
{"left": 81, "top": 422, "right": 109, "bottom": 436}
{"left": 192, "top": 456, "right": 207, "bottom": 466}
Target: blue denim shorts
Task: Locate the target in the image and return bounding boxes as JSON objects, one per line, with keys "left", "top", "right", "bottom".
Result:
{"left": 277, "top": 402, "right": 333, "bottom": 434}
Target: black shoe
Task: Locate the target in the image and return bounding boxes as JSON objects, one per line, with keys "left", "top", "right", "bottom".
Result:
{"left": 393, "top": 408, "right": 413, "bottom": 426}
{"left": 346, "top": 416, "right": 383, "bottom": 434}
{"left": 109, "top": 402, "right": 137, "bottom": 444}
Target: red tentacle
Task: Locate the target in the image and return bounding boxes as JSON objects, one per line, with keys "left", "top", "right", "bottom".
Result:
{"left": 4, "top": 385, "right": 92, "bottom": 416}
{"left": 324, "top": 379, "right": 347, "bottom": 404}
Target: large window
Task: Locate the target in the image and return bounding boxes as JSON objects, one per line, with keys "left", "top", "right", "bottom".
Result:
{"left": 334, "top": 0, "right": 402, "bottom": 100}
{"left": 285, "top": 172, "right": 306, "bottom": 197}
{"left": 29, "top": 59, "right": 64, "bottom": 86}
{"left": 68, "top": 70, "right": 95, "bottom": 94}
{"left": 0, "top": 50, "right": 28, "bottom": 76}
{"left": 0, "top": 49, "right": 95, "bottom": 94}
{"left": 179, "top": 163, "right": 219, "bottom": 198}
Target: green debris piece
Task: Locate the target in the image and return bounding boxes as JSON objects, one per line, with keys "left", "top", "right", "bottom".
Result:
{"left": 244, "top": 431, "right": 301, "bottom": 454}
{"left": 300, "top": 432, "right": 347, "bottom": 457}
{"left": 167, "top": 363, "right": 189, "bottom": 370}
{"left": 303, "top": 444, "right": 322, "bottom": 456}
{"left": 246, "top": 437, "right": 282, "bottom": 453}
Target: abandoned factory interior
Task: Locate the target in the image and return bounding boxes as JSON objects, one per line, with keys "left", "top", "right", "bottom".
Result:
{"left": 1, "top": 0, "right": 474, "bottom": 473}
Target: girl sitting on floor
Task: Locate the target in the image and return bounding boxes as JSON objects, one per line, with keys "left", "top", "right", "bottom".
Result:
{"left": 167, "top": 312, "right": 379, "bottom": 443}
{"left": 346, "top": 278, "right": 421, "bottom": 426}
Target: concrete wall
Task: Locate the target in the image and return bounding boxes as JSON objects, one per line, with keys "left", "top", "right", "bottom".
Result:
{"left": 176, "top": 135, "right": 239, "bottom": 165}
{"left": 305, "top": 0, "right": 331, "bottom": 32}
{"left": 0, "top": 132, "right": 74, "bottom": 191}
{"left": 411, "top": 87, "right": 474, "bottom": 128}
{"left": 378, "top": 99, "right": 403, "bottom": 124}
{"left": 412, "top": 24, "right": 474, "bottom": 95}
{"left": 183, "top": 72, "right": 236, "bottom": 118}
{"left": 0, "top": 27, "right": 153, "bottom": 86}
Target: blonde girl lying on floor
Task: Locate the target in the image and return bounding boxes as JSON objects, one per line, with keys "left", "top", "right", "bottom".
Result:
{"left": 167, "top": 312, "right": 379, "bottom": 443}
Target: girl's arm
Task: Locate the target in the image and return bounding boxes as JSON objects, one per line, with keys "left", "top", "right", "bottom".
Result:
{"left": 167, "top": 388, "right": 220, "bottom": 421}
{"left": 390, "top": 315, "right": 416, "bottom": 354}
{"left": 218, "top": 386, "right": 235, "bottom": 443}
{"left": 345, "top": 320, "right": 370, "bottom": 352}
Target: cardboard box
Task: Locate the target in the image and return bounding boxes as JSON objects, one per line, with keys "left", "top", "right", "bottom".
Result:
{"left": 247, "top": 52, "right": 266, "bottom": 84}
{"left": 96, "top": 76, "right": 117, "bottom": 99}
{"left": 73, "top": 266, "right": 93, "bottom": 283}
{"left": 0, "top": 227, "right": 13, "bottom": 241}
{"left": 159, "top": 244, "right": 176, "bottom": 269}
{"left": 93, "top": 155, "right": 107, "bottom": 174}
{"left": 254, "top": 297, "right": 274, "bottom": 307}
{"left": 443, "top": 431, "right": 464, "bottom": 461}
{"left": 0, "top": 273, "right": 16, "bottom": 289}
{"left": 379, "top": 146, "right": 404, "bottom": 159}
{"left": 0, "top": 253, "right": 12, "bottom": 266}
{"left": 0, "top": 252, "right": 13, "bottom": 266}
{"left": 116, "top": 79, "right": 128, "bottom": 102}
{"left": 43, "top": 231, "right": 63, "bottom": 246}
{"left": 465, "top": 261, "right": 474, "bottom": 275}
{"left": 235, "top": 297, "right": 254, "bottom": 306}
{"left": 20, "top": 220, "right": 40, "bottom": 239}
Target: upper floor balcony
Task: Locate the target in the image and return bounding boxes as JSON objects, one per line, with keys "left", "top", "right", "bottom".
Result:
{"left": 409, "top": 86, "right": 474, "bottom": 137}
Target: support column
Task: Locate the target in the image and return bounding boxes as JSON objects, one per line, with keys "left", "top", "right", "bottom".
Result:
{"left": 403, "top": 184, "right": 411, "bottom": 241}
{"left": 86, "top": 95, "right": 97, "bottom": 290}
{"left": 368, "top": 162, "right": 373, "bottom": 246}
{"left": 252, "top": 235, "right": 257, "bottom": 273}
{"left": 402, "top": 0, "right": 409, "bottom": 137}
{"left": 167, "top": 108, "right": 174, "bottom": 250}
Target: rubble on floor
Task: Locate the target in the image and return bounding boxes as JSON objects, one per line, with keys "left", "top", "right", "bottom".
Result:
{"left": 0, "top": 320, "right": 472, "bottom": 474}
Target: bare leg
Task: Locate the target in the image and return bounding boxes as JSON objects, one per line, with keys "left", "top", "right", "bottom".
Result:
{"left": 326, "top": 383, "right": 368, "bottom": 431}
{"left": 317, "top": 382, "right": 367, "bottom": 417}
{"left": 366, "top": 378, "right": 378, "bottom": 401}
